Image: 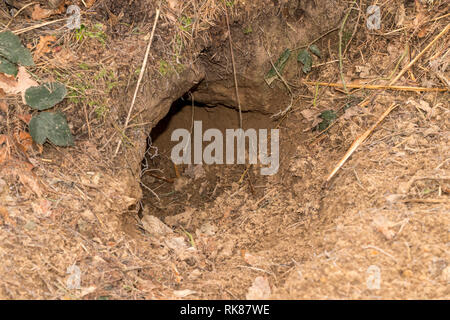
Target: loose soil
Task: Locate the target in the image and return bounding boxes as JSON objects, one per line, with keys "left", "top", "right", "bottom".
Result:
{"left": 0, "top": 0, "right": 448, "bottom": 299}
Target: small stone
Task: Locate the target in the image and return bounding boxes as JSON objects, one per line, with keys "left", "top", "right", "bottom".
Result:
{"left": 141, "top": 215, "right": 173, "bottom": 237}
{"left": 24, "top": 220, "right": 37, "bottom": 230}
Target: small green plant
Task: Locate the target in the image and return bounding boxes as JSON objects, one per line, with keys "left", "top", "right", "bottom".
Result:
{"left": 316, "top": 110, "right": 337, "bottom": 131}
{"left": 0, "top": 31, "right": 72, "bottom": 146}
{"left": 94, "top": 103, "right": 109, "bottom": 120}
{"left": 226, "top": 0, "right": 235, "bottom": 7}
{"left": 159, "top": 60, "right": 170, "bottom": 76}
{"left": 297, "top": 45, "right": 322, "bottom": 74}
{"left": 75, "top": 24, "right": 107, "bottom": 44}
{"left": 180, "top": 16, "right": 193, "bottom": 33}
{"left": 243, "top": 26, "right": 253, "bottom": 34}
{"left": 265, "top": 48, "right": 291, "bottom": 85}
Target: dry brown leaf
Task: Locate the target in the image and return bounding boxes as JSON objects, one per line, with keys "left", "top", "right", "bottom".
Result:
{"left": 15, "top": 131, "right": 33, "bottom": 153}
{"left": 85, "top": 0, "right": 96, "bottom": 8}
{"left": 18, "top": 171, "right": 42, "bottom": 198}
{"left": 49, "top": 0, "right": 66, "bottom": 13}
{"left": 0, "top": 73, "right": 17, "bottom": 90}
{"left": 0, "top": 100, "right": 7, "bottom": 113}
{"left": 17, "top": 113, "right": 32, "bottom": 124}
{"left": 0, "top": 66, "right": 38, "bottom": 97}
{"left": 0, "top": 205, "right": 15, "bottom": 226}
{"left": 300, "top": 108, "right": 319, "bottom": 122}
{"left": 31, "top": 4, "right": 57, "bottom": 20}
{"left": 34, "top": 35, "right": 56, "bottom": 60}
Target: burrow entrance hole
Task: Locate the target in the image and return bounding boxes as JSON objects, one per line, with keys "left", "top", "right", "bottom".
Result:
{"left": 140, "top": 92, "right": 276, "bottom": 220}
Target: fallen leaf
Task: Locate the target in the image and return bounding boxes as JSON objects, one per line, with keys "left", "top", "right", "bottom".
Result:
{"left": 0, "top": 66, "right": 38, "bottom": 99}
{"left": 31, "top": 4, "right": 57, "bottom": 20}
{"left": 417, "top": 25, "right": 428, "bottom": 38}
{"left": 0, "top": 100, "right": 7, "bottom": 112}
{"left": 0, "top": 205, "right": 15, "bottom": 226}
{"left": 141, "top": 214, "right": 173, "bottom": 237}
{"left": 300, "top": 108, "right": 319, "bottom": 122}
{"left": 34, "top": 35, "right": 56, "bottom": 60}
{"left": 17, "top": 113, "right": 32, "bottom": 124}
{"left": 18, "top": 171, "right": 42, "bottom": 198}
{"left": 15, "top": 131, "right": 33, "bottom": 152}
{"left": 85, "top": 0, "right": 96, "bottom": 8}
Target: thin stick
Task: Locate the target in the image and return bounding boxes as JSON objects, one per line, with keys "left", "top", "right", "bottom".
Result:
{"left": 389, "top": 23, "right": 450, "bottom": 85}
{"left": 326, "top": 103, "right": 398, "bottom": 182}
{"left": 3, "top": 2, "right": 37, "bottom": 31}
{"left": 224, "top": 4, "right": 242, "bottom": 128}
{"left": 114, "top": 9, "right": 160, "bottom": 156}
{"left": 401, "top": 198, "right": 450, "bottom": 204}
{"left": 338, "top": 1, "right": 356, "bottom": 93}
{"left": 343, "top": 0, "right": 362, "bottom": 56}
{"left": 12, "top": 18, "right": 67, "bottom": 35}
{"left": 303, "top": 81, "right": 448, "bottom": 92}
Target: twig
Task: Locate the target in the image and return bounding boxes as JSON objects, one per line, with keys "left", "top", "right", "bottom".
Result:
{"left": 114, "top": 8, "right": 160, "bottom": 156}
{"left": 3, "top": 2, "right": 37, "bottom": 31}
{"left": 362, "top": 245, "right": 397, "bottom": 263}
{"left": 302, "top": 81, "right": 448, "bottom": 92}
{"left": 338, "top": 1, "right": 356, "bottom": 93}
{"left": 293, "top": 27, "right": 339, "bottom": 50}
{"left": 401, "top": 198, "right": 450, "bottom": 204}
{"left": 343, "top": 0, "right": 362, "bottom": 56}
{"left": 224, "top": 4, "right": 242, "bottom": 128}
{"left": 12, "top": 18, "right": 67, "bottom": 35}
{"left": 326, "top": 103, "right": 398, "bottom": 183}
{"left": 389, "top": 23, "right": 450, "bottom": 85}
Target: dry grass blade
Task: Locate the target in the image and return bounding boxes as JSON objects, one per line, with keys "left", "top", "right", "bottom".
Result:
{"left": 302, "top": 81, "right": 448, "bottom": 92}
{"left": 114, "top": 8, "right": 161, "bottom": 156}
{"left": 389, "top": 23, "right": 450, "bottom": 86}
{"left": 325, "top": 103, "right": 398, "bottom": 183}
{"left": 12, "top": 18, "right": 67, "bottom": 35}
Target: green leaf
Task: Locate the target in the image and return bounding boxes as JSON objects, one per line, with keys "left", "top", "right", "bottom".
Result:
{"left": 297, "top": 49, "right": 312, "bottom": 74}
{"left": 29, "top": 112, "right": 74, "bottom": 146}
{"left": 25, "top": 82, "right": 67, "bottom": 110}
{"left": 0, "top": 56, "right": 18, "bottom": 76}
{"left": 0, "top": 31, "right": 34, "bottom": 66}
{"left": 265, "top": 49, "right": 291, "bottom": 85}
{"left": 317, "top": 110, "right": 337, "bottom": 131}
{"left": 309, "top": 44, "right": 322, "bottom": 58}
